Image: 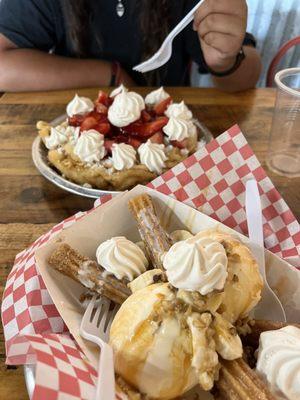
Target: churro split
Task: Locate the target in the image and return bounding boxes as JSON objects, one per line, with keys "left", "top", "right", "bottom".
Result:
{"left": 128, "top": 194, "right": 172, "bottom": 271}
{"left": 48, "top": 243, "right": 130, "bottom": 304}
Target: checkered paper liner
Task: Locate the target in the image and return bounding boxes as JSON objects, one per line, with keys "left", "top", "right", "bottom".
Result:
{"left": 8, "top": 334, "right": 98, "bottom": 400}
{"left": 2, "top": 125, "right": 300, "bottom": 400}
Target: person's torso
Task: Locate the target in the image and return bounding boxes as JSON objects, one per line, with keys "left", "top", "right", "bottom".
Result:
{"left": 54, "top": 0, "right": 193, "bottom": 85}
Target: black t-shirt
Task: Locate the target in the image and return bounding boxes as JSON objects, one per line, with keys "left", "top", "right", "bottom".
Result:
{"left": 0, "top": 0, "right": 256, "bottom": 85}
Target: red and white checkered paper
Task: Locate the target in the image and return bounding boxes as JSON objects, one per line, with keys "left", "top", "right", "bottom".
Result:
{"left": 2, "top": 125, "right": 300, "bottom": 400}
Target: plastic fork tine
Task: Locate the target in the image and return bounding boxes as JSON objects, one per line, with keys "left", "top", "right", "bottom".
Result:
{"left": 93, "top": 300, "right": 105, "bottom": 326}
{"left": 84, "top": 295, "right": 97, "bottom": 323}
{"left": 106, "top": 304, "right": 119, "bottom": 334}
{"left": 99, "top": 299, "right": 111, "bottom": 332}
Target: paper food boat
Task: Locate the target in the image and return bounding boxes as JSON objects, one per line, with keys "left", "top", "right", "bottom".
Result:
{"left": 35, "top": 185, "right": 300, "bottom": 399}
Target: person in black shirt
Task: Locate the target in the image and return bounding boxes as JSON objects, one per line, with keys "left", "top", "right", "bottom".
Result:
{"left": 0, "top": 0, "right": 261, "bottom": 92}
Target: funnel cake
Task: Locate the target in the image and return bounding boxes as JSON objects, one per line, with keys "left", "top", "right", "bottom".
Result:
{"left": 47, "top": 194, "right": 274, "bottom": 399}
{"left": 37, "top": 87, "right": 201, "bottom": 191}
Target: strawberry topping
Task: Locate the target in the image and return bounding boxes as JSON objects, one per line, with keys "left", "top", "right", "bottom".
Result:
{"left": 94, "top": 122, "right": 111, "bottom": 135}
{"left": 141, "top": 110, "right": 152, "bottom": 122}
{"left": 154, "top": 97, "right": 172, "bottom": 116}
{"left": 68, "top": 114, "right": 85, "bottom": 127}
{"left": 104, "top": 135, "right": 129, "bottom": 154}
{"left": 95, "top": 90, "right": 113, "bottom": 107}
{"left": 80, "top": 116, "right": 99, "bottom": 131}
{"left": 149, "top": 131, "right": 164, "bottom": 144}
{"left": 66, "top": 91, "right": 192, "bottom": 163}
{"left": 95, "top": 103, "right": 108, "bottom": 115}
{"left": 122, "top": 117, "right": 168, "bottom": 138}
{"left": 128, "top": 137, "right": 143, "bottom": 149}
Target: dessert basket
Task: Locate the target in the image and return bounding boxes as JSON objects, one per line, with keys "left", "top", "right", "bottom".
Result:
{"left": 2, "top": 124, "right": 300, "bottom": 400}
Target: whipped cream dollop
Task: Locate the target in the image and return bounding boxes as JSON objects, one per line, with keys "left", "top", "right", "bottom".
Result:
{"left": 96, "top": 236, "right": 148, "bottom": 281}
{"left": 145, "top": 87, "right": 170, "bottom": 106}
{"left": 110, "top": 84, "right": 128, "bottom": 98}
{"left": 256, "top": 326, "right": 300, "bottom": 400}
{"left": 65, "top": 126, "right": 81, "bottom": 144}
{"left": 163, "top": 117, "right": 191, "bottom": 141}
{"left": 108, "top": 90, "right": 145, "bottom": 128}
{"left": 66, "top": 94, "right": 94, "bottom": 117}
{"left": 138, "top": 140, "right": 167, "bottom": 174}
{"left": 165, "top": 101, "right": 193, "bottom": 120}
{"left": 163, "top": 236, "right": 228, "bottom": 295}
{"left": 45, "top": 125, "right": 69, "bottom": 150}
{"left": 74, "top": 130, "right": 105, "bottom": 163}
{"left": 111, "top": 143, "right": 137, "bottom": 170}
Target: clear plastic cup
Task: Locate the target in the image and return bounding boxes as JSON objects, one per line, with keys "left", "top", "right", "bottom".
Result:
{"left": 267, "top": 67, "right": 300, "bottom": 177}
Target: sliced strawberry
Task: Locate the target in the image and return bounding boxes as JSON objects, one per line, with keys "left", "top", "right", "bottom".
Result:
{"left": 79, "top": 110, "right": 110, "bottom": 131}
{"left": 149, "top": 131, "right": 164, "bottom": 144}
{"left": 171, "top": 139, "right": 189, "bottom": 149}
{"left": 123, "top": 117, "right": 169, "bottom": 138}
{"left": 154, "top": 97, "right": 172, "bottom": 116}
{"left": 88, "top": 110, "right": 108, "bottom": 121}
{"left": 94, "top": 122, "right": 111, "bottom": 135}
{"left": 104, "top": 135, "right": 129, "bottom": 154}
{"left": 128, "top": 137, "right": 143, "bottom": 149}
{"left": 68, "top": 114, "right": 85, "bottom": 127}
{"left": 80, "top": 116, "right": 99, "bottom": 131}
{"left": 95, "top": 90, "right": 113, "bottom": 107}
{"left": 95, "top": 90, "right": 108, "bottom": 106}
{"left": 141, "top": 110, "right": 152, "bottom": 122}
{"left": 95, "top": 103, "right": 108, "bottom": 115}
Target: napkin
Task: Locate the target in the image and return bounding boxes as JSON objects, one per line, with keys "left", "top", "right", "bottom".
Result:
{"left": 2, "top": 125, "right": 300, "bottom": 400}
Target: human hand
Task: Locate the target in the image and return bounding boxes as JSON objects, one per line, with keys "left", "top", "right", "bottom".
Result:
{"left": 193, "top": 0, "right": 247, "bottom": 72}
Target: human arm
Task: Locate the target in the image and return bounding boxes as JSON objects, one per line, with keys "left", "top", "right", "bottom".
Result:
{"left": 193, "top": 0, "right": 261, "bottom": 92}
{"left": 0, "top": 34, "right": 135, "bottom": 92}
{"left": 0, "top": 0, "right": 135, "bottom": 92}
{"left": 210, "top": 45, "right": 261, "bottom": 92}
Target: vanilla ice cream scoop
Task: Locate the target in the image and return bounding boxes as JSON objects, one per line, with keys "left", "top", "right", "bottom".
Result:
{"left": 163, "top": 236, "right": 228, "bottom": 295}
{"left": 256, "top": 326, "right": 300, "bottom": 400}
{"left": 110, "top": 283, "right": 199, "bottom": 399}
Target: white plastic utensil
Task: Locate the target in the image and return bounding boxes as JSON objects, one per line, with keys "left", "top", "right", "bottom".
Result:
{"left": 133, "top": 0, "right": 205, "bottom": 73}
{"left": 245, "top": 180, "right": 286, "bottom": 322}
{"left": 80, "top": 296, "right": 119, "bottom": 400}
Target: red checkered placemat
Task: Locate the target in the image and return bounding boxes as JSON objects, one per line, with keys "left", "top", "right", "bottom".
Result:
{"left": 148, "top": 125, "right": 300, "bottom": 264}
{"left": 2, "top": 125, "right": 300, "bottom": 400}
{"left": 8, "top": 334, "right": 97, "bottom": 399}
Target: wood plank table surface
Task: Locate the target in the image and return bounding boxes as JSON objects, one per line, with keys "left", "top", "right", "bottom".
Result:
{"left": 0, "top": 87, "right": 299, "bottom": 399}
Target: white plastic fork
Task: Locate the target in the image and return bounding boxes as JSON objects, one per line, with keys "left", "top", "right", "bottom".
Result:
{"left": 133, "top": 0, "right": 206, "bottom": 73}
{"left": 80, "top": 296, "right": 119, "bottom": 400}
{"left": 245, "top": 180, "right": 286, "bottom": 322}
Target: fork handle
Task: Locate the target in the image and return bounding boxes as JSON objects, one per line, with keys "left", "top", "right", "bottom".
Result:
{"left": 168, "top": 0, "right": 206, "bottom": 40}
{"left": 95, "top": 343, "right": 115, "bottom": 400}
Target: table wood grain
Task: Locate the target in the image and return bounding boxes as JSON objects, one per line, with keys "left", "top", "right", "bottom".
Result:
{"left": 0, "top": 87, "right": 299, "bottom": 400}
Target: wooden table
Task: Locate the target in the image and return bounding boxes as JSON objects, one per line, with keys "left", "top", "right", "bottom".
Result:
{"left": 0, "top": 87, "right": 299, "bottom": 399}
